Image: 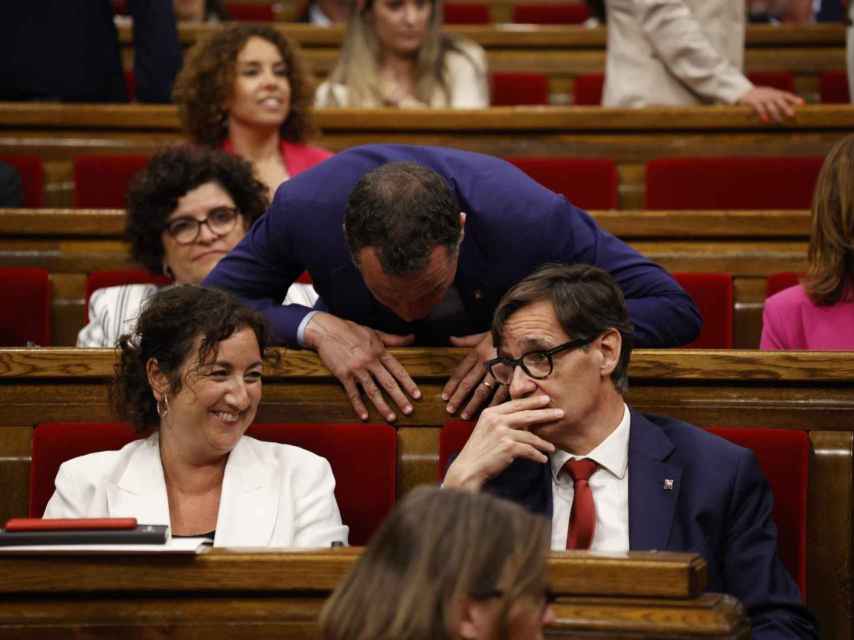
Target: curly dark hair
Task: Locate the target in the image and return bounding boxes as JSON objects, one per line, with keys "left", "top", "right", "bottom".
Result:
{"left": 173, "top": 24, "right": 316, "bottom": 147}
{"left": 111, "top": 285, "right": 270, "bottom": 433}
{"left": 344, "top": 162, "right": 462, "bottom": 276}
{"left": 126, "top": 145, "right": 268, "bottom": 275}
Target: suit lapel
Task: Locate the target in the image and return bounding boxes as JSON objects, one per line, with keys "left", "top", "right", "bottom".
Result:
{"left": 214, "top": 438, "right": 279, "bottom": 547}
{"left": 628, "top": 411, "right": 683, "bottom": 551}
{"left": 106, "top": 434, "right": 171, "bottom": 525}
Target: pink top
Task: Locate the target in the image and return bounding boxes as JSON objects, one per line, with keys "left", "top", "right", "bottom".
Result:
{"left": 221, "top": 139, "right": 333, "bottom": 176}
{"left": 760, "top": 284, "right": 854, "bottom": 350}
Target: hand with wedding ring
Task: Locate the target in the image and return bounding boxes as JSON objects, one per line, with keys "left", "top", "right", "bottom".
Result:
{"left": 442, "top": 332, "right": 509, "bottom": 419}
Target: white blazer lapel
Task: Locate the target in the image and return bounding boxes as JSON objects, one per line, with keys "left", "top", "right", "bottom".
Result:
{"left": 214, "top": 437, "right": 279, "bottom": 547}
{"left": 106, "top": 433, "right": 171, "bottom": 526}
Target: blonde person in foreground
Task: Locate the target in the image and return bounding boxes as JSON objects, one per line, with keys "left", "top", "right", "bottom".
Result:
{"left": 319, "top": 486, "right": 555, "bottom": 640}
{"left": 49, "top": 285, "right": 347, "bottom": 547}
{"left": 315, "top": 0, "right": 488, "bottom": 108}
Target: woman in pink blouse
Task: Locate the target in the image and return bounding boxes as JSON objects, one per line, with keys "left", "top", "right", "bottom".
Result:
{"left": 761, "top": 135, "right": 854, "bottom": 350}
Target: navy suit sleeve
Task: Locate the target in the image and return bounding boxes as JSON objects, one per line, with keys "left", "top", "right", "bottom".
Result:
{"left": 203, "top": 198, "right": 311, "bottom": 346}
{"left": 724, "top": 449, "right": 818, "bottom": 639}
{"left": 547, "top": 200, "right": 701, "bottom": 347}
{"left": 128, "top": 0, "right": 181, "bottom": 103}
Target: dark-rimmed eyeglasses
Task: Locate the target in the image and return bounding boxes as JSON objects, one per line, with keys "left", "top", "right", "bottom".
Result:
{"left": 164, "top": 207, "right": 240, "bottom": 245}
{"left": 485, "top": 336, "right": 597, "bottom": 385}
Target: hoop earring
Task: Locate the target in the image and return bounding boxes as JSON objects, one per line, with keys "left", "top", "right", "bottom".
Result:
{"left": 156, "top": 395, "right": 169, "bottom": 419}
{"left": 162, "top": 263, "right": 174, "bottom": 280}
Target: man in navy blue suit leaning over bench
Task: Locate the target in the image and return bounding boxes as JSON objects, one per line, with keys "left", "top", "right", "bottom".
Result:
{"left": 443, "top": 262, "right": 818, "bottom": 639}
{"left": 204, "top": 144, "right": 700, "bottom": 423}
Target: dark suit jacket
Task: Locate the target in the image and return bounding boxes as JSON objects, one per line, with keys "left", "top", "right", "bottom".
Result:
{"left": 205, "top": 144, "right": 701, "bottom": 347}
{"left": 485, "top": 411, "right": 818, "bottom": 639}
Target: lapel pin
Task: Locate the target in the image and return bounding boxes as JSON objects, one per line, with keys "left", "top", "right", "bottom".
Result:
{"left": 663, "top": 479, "right": 674, "bottom": 491}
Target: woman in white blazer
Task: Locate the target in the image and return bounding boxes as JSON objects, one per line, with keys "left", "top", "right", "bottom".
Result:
{"left": 77, "top": 146, "right": 317, "bottom": 348}
{"left": 49, "top": 285, "right": 347, "bottom": 548}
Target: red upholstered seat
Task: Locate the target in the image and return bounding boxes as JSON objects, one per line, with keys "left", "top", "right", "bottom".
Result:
{"left": 673, "top": 272, "right": 733, "bottom": 348}
{"left": 572, "top": 72, "right": 604, "bottom": 105}
{"left": 0, "top": 267, "right": 51, "bottom": 346}
{"left": 746, "top": 71, "right": 796, "bottom": 94}
{"left": 819, "top": 70, "right": 850, "bottom": 104}
{"left": 30, "top": 422, "right": 396, "bottom": 545}
{"left": 443, "top": 2, "right": 490, "bottom": 23}
{"left": 645, "top": 156, "right": 824, "bottom": 210}
{"left": 706, "top": 427, "right": 809, "bottom": 597}
{"left": 511, "top": 3, "right": 589, "bottom": 23}
{"left": 491, "top": 72, "right": 550, "bottom": 106}
{"left": 766, "top": 272, "right": 801, "bottom": 298}
{"left": 73, "top": 155, "right": 150, "bottom": 208}
{"left": 84, "top": 270, "right": 171, "bottom": 322}
{"left": 439, "top": 420, "right": 809, "bottom": 595}
{"left": 225, "top": 2, "right": 275, "bottom": 20}
{"left": 0, "top": 155, "right": 45, "bottom": 207}
{"left": 504, "top": 156, "right": 619, "bottom": 209}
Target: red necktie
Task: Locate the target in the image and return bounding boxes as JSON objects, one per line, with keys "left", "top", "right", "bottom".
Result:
{"left": 565, "top": 458, "right": 598, "bottom": 550}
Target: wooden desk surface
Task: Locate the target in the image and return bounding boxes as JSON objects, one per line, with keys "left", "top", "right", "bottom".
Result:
{"left": 0, "top": 549, "right": 750, "bottom": 639}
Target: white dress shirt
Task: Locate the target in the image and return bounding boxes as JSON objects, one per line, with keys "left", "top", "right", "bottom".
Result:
{"left": 550, "top": 403, "right": 631, "bottom": 551}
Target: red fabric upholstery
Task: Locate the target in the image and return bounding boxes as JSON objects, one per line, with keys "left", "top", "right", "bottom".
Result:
{"left": 0, "top": 155, "right": 45, "bottom": 207}
{"left": 124, "top": 70, "right": 136, "bottom": 102}
{"left": 819, "top": 70, "right": 850, "bottom": 104}
{"left": 766, "top": 272, "right": 801, "bottom": 298}
{"left": 443, "top": 3, "right": 490, "bottom": 23}
{"left": 84, "top": 270, "right": 170, "bottom": 322}
{"left": 512, "top": 3, "right": 589, "bottom": 23}
{"left": 31, "top": 422, "right": 396, "bottom": 546}
{"left": 30, "top": 422, "right": 138, "bottom": 518}
{"left": 572, "top": 72, "right": 604, "bottom": 105}
{"left": 645, "top": 156, "right": 824, "bottom": 210}
{"left": 225, "top": 2, "right": 275, "bottom": 20}
{"left": 491, "top": 72, "right": 550, "bottom": 106}
{"left": 505, "top": 156, "right": 618, "bottom": 209}
{"left": 439, "top": 420, "right": 808, "bottom": 595}
{"left": 73, "top": 155, "right": 150, "bottom": 208}
{"left": 746, "top": 71, "right": 796, "bottom": 94}
{"left": 673, "top": 272, "right": 733, "bottom": 348}
{"left": 248, "top": 423, "right": 396, "bottom": 544}
{"left": 706, "top": 427, "right": 808, "bottom": 596}
{"left": 0, "top": 267, "right": 51, "bottom": 346}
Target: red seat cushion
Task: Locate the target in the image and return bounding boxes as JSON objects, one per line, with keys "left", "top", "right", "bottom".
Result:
{"left": 224, "top": 2, "right": 275, "bottom": 20}
{"left": 573, "top": 72, "right": 604, "bottom": 106}
{"left": 439, "top": 420, "right": 808, "bottom": 595}
{"left": 512, "top": 3, "right": 589, "bottom": 24}
{"left": 84, "top": 270, "right": 170, "bottom": 322}
{"left": 645, "top": 156, "right": 824, "bottom": 210}
{"left": 505, "top": 156, "right": 618, "bottom": 209}
{"left": 746, "top": 71, "right": 796, "bottom": 94}
{"left": 819, "top": 70, "right": 850, "bottom": 104}
{"left": 706, "top": 427, "right": 808, "bottom": 597}
{"left": 491, "top": 72, "right": 550, "bottom": 106}
{"left": 0, "top": 267, "right": 51, "bottom": 346}
{"left": 31, "top": 422, "right": 397, "bottom": 546}
{"left": 766, "top": 272, "right": 801, "bottom": 298}
{"left": 73, "top": 155, "right": 150, "bottom": 208}
{"left": 443, "top": 2, "right": 490, "bottom": 23}
{"left": 673, "top": 272, "right": 733, "bottom": 348}
{"left": 0, "top": 155, "right": 44, "bottom": 207}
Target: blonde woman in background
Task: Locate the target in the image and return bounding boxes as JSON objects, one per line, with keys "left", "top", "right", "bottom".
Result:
{"left": 316, "top": 0, "right": 489, "bottom": 108}
{"left": 319, "top": 486, "right": 555, "bottom": 640}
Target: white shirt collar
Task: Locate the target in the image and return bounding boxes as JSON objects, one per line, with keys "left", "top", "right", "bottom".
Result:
{"left": 549, "top": 403, "right": 630, "bottom": 481}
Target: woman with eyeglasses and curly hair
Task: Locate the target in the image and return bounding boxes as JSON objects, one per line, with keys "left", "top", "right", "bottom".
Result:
{"left": 319, "top": 486, "right": 555, "bottom": 640}
{"left": 315, "top": 0, "right": 489, "bottom": 109}
{"left": 77, "top": 145, "right": 317, "bottom": 347}
{"left": 761, "top": 134, "right": 854, "bottom": 350}
{"left": 173, "top": 24, "right": 332, "bottom": 199}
